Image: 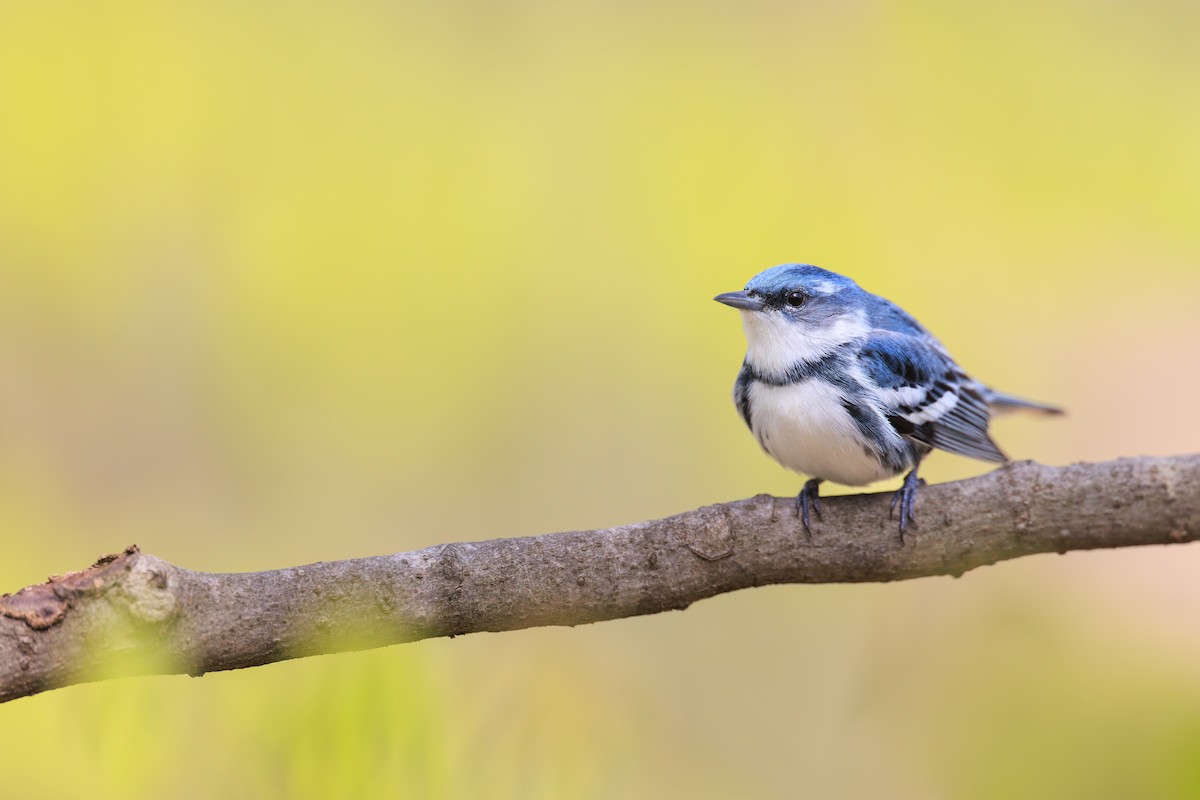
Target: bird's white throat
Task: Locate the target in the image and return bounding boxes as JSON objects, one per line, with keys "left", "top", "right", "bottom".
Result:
{"left": 740, "top": 308, "right": 869, "bottom": 377}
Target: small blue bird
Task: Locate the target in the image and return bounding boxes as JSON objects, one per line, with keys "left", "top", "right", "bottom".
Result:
{"left": 715, "top": 264, "right": 1062, "bottom": 538}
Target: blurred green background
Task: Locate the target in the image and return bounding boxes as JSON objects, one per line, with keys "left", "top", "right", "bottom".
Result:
{"left": 2, "top": 0, "right": 1199, "bottom": 797}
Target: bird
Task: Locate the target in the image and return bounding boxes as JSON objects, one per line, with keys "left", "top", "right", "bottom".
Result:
{"left": 715, "top": 263, "right": 1062, "bottom": 539}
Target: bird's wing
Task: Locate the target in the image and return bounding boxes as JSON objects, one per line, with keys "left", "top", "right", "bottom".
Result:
{"left": 858, "top": 332, "right": 1007, "bottom": 463}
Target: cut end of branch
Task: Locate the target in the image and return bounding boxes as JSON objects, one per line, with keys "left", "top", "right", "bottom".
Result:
{"left": 0, "top": 546, "right": 142, "bottom": 630}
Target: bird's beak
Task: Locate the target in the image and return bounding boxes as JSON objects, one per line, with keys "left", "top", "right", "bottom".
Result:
{"left": 713, "top": 291, "right": 765, "bottom": 311}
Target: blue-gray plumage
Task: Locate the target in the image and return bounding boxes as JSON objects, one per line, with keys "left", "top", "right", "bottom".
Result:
{"left": 715, "top": 264, "right": 1062, "bottom": 538}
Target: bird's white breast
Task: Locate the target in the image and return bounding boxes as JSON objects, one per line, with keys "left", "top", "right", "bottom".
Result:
{"left": 747, "top": 379, "right": 895, "bottom": 486}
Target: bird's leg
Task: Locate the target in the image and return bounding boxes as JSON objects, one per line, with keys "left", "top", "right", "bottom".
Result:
{"left": 889, "top": 465, "right": 926, "bottom": 542}
{"left": 795, "top": 478, "right": 824, "bottom": 537}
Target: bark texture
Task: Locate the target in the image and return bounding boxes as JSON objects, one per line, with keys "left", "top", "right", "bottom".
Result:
{"left": 2, "top": 455, "right": 1198, "bottom": 703}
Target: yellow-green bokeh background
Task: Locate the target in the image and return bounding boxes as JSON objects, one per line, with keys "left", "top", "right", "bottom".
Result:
{"left": 3, "top": 1, "right": 1200, "bottom": 797}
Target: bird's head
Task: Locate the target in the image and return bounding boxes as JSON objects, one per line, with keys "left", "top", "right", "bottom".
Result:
{"left": 715, "top": 264, "right": 869, "bottom": 373}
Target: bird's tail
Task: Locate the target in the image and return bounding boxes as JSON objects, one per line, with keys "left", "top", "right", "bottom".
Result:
{"left": 983, "top": 388, "right": 1065, "bottom": 416}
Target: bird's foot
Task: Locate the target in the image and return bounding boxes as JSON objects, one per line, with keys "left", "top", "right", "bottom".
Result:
{"left": 889, "top": 469, "right": 926, "bottom": 543}
{"left": 794, "top": 478, "right": 824, "bottom": 538}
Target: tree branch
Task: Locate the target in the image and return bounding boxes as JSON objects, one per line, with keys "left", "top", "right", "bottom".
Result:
{"left": 2, "top": 455, "right": 1197, "bottom": 703}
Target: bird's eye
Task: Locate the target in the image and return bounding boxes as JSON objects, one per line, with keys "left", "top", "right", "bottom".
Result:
{"left": 785, "top": 291, "right": 806, "bottom": 308}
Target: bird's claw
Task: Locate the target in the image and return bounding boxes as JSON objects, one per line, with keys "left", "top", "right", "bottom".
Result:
{"left": 889, "top": 472, "right": 925, "bottom": 543}
{"left": 795, "top": 478, "right": 823, "bottom": 538}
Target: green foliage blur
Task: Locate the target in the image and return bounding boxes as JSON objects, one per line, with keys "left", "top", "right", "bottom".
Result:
{"left": 2, "top": 1, "right": 1199, "bottom": 797}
